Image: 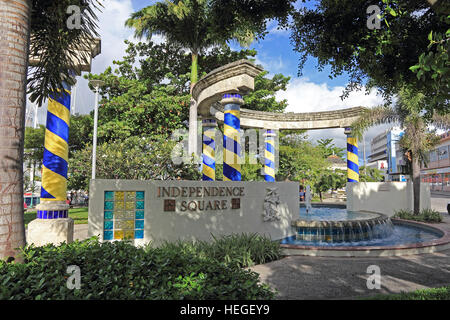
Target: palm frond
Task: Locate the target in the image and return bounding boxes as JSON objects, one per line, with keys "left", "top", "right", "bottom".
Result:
{"left": 28, "top": 0, "right": 102, "bottom": 106}
{"left": 351, "top": 105, "right": 400, "bottom": 139}
{"left": 431, "top": 113, "right": 450, "bottom": 130}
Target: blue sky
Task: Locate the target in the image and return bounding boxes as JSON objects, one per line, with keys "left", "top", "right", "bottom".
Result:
{"left": 27, "top": 0, "right": 392, "bottom": 160}
{"left": 130, "top": 0, "right": 350, "bottom": 87}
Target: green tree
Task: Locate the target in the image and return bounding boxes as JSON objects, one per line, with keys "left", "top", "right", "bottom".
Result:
{"left": 351, "top": 86, "right": 450, "bottom": 214}
{"left": 359, "top": 166, "right": 385, "bottom": 182}
{"left": 68, "top": 135, "right": 201, "bottom": 190}
{"left": 69, "top": 114, "right": 93, "bottom": 155}
{"left": 244, "top": 71, "right": 290, "bottom": 113}
{"left": 126, "top": 0, "right": 295, "bottom": 155}
{"left": 278, "top": 135, "right": 329, "bottom": 185}
{"left": 24, "top": 125, "right": 45, "bottom": 165}
{"left": 290, "top": 0, "right": 449, "bottom": 115}
{"left": 23, "top": 125, "right": 45, "bottom": 197}
{"left": 317, "top": 138, "right": 345, "bottom": 158}
{"left": 0, "top": 0, "right": 102, "bottom": 259}
{"left": 87, "top": 40, "right": 290, "bottom": 143}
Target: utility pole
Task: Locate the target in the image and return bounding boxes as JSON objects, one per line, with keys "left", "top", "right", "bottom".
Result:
{"left": 89, "top": 80, "right": 104, "bottom": 180}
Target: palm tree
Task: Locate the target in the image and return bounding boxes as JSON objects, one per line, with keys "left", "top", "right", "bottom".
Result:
{"left": 351, "top": 87, "right": 450, "bottom": 214}
{"left": 125, "top": 0, "right": 294, "bottom": 155}
{"left": 0, "top": 0, "right": 101, "bottom": 260}
{"left": 125, "top": 0, "right": 249, "bottom": 156}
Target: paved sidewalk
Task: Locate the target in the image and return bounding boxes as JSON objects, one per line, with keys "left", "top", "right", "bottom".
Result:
{"left": 250, "top": 198, "right": 450, "bottom": 300}
{"left": 74, "top": 224, "right": 88, "bottom": 241}
{"left": 72, "top": 197, "right": 450, "bottom": 299}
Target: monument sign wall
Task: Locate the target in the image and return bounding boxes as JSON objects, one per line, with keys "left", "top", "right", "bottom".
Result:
{"left": 88, "top": 180, "right": 299, "bottom": 245}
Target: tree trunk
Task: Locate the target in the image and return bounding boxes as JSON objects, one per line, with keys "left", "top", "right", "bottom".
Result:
{"left": 0, "top": 0, "right": 31, "bottom": 259}
{"left": 412, "top": 156, "right": 421, "bottom": 215}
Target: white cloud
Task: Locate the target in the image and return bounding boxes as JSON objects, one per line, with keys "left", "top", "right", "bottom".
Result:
{"left": 32, "top": 0, "right": 136, "bottom": 124}
{"left": 276, "top": 78, "right": 394, "bottom": 158}
{"left": 254, "top": 54, "right": 286, "bottom": 76}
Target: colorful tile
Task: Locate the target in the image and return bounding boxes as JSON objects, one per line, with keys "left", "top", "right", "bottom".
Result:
{"left": 115, "top": 201, "right": 125, "bottom": 210}
{"left": 114, "top": 230, "right": 124, "bottom": 240}
{"left": 103, "top": 190, "right": 145, "bottom": 241}
{"left": 135, "top": 230, "right": 144, "bottom": 239}
{"left": 136, "top": 191, "right": 145, "bottom": 200}
{"left": 124, "top": 230, "right": 134, "bottom": 239}
{"left": 104, "top": 220, "right": 113, "bottom": 230}
{"left": 115, "top": 192, "right": 125, "bottom": 201}
{"left": 104, "top": 201, "right": 114, "bottom": 210}
{"left": 114, "top": 211, "right": 126, "bottom": 219}
{"left": 104, "top": 211, "right": 114, "bottom": 220}
{"left": 124, "top": 211, "right": 134, "bottom": 219}
{"left": 135, "top": 210, "right": 144, "bottom": 219}
{"left": 116, "top": 220, "right": 134, "bottom": 230}
{"left": 136, "top": 201, "right": 145, "bottom": 210}
{"left": 135, "top": 220, "right": 144, "bottom": 229}
{"left": 105, "top": 191, "right": 114, "bottom": 200}
{"left": 104, "top": 231, "right": 113, "bottom": 240}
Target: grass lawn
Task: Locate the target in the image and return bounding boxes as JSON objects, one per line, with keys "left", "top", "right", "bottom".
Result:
{"left": 367, "top": 286, "right": 450, "bottom": 300}
{"left": 24, "top": 207, "right": 88, "bottom": 227}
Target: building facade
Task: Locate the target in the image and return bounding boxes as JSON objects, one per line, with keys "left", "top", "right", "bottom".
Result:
{"left": 421, "top": 131, "right": 450, "bottom": 192}
{"left": 367, "top": 127, "right": 407, "bottom": 181}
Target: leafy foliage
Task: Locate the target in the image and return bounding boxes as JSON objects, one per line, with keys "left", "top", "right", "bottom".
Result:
{"left": 159, "top": 233, "right": 282, "bottom": 269}
{"left": 351, "top": 86, "right": 449, "bottom": 213}
{"left": 244, "top": 71, "right": 290, "bottom": 113}
{"left": 28, "top": 0, "right": 102, "bottom": 106}
{"left": 393, "top": 208, "right": 443, "bottom": 223}
{"left": 68, "top": 135, "right": 200, "bottom": 190}
{"left": 0, "top": 235, "right": 278, "bottom": 300}
{"left": 317, "top": 138, "right": 345, "bottom": 158}
{"left": 290, "top": 0, "right": 449, "bottom": 114}
{"left": 368, "top": 285, "right": 450, "bottom": 300}
{"left": 278, "top": 132, "right": 330, "bottom": 185}
{"left": 85, "top": 41, "right": 272, "bottom": 143}
{"left": 359, "top": 166, "right": 385, "bottom": 182}
{"left": 313, "top": 169, "right": 347, "bottom": 201}
{"left": 24, "top": 125, "right": 45, "bottom": 164}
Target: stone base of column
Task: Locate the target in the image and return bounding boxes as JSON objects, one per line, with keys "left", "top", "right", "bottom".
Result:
{"left": 27, "top": 201, "right": 74, "bottom": 247}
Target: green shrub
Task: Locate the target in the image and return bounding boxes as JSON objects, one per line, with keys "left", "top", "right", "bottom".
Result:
{"left": 420, "top": 208, "right": 443, "bottom": 222}
{"left": 367, "top": 286, "right": 450, "bottom": 300}
{"left": 158, "top": 233, "right": 282, "bottom": 269}
{"left": 0, "top": 237, "right": 277, "bottom": 300}
{"left": 393, "top": 208, "right": 442, "bottom": 223}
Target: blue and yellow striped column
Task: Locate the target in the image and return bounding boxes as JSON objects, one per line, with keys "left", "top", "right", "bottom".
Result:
{"left": 222, "top": 93, "right": 244, "bottom": 181}
{"left": 345, "top": 127, "right": 359, "bottom": 182}
{"left": 264, "top": 129, "right": 276, "bottom": 182}
{"left": 37, "top": 84, "right": 71, "bottom": 219}
{"left": 202, "top": 118, "right": 217, "bottom": 181}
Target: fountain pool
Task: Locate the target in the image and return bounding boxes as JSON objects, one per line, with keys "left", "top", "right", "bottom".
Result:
{"left": 280, "top": 205, "right": 450, "bottom": 257}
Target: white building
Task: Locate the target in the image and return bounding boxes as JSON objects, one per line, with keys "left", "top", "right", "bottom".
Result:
{"left": 367, "top": 127, "right": 407, "bottom": 181}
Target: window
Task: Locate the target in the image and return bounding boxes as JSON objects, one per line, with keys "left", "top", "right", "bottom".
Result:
{"left": 438, "top": 146, "right": 449, "bottom": 160}
{"left": 429, "top": 150, "right": 438, "bottom": 162}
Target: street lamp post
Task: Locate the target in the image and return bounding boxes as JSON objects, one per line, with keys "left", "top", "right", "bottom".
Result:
{"left": 89, "top": 80, "right": 104, "bottom": 180}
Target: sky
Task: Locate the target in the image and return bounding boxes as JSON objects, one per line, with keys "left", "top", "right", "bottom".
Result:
{"left": 26, "top": 0, "right": 395, "bottom": 163}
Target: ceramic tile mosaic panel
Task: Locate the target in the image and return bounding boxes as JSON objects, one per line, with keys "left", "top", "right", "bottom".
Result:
{"left": 103, "top": 191, "right": 145, "bottom": 241}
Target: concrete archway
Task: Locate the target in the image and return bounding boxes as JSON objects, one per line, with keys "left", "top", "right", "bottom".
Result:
{"left": 192, "top": 60, "right": 366, "bottom": 182}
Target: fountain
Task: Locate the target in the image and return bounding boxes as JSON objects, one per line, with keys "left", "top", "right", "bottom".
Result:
{"left": 305, "top": 185, "right": 313, "bottom": 214}
{"left": 291, "top": 210, "right": 394, "bottom": 243}
{"left": 281, "top": 204, "right": 447, "bottom": 255}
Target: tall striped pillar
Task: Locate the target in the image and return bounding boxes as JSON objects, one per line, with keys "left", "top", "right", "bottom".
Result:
{"left": 222, "top": 93, "right": 244, "bottom": 181}
{"left": 202, "top": 118, "right": 217, "bottom": 181}
{"left": 345, "top": 127, "right": 359, "bottom": 182}
{"left": 264, "top": 129, "right": 276, "bottom": 182}
{"left": 36, "top": 84, "right": 71, "bottom": 219}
